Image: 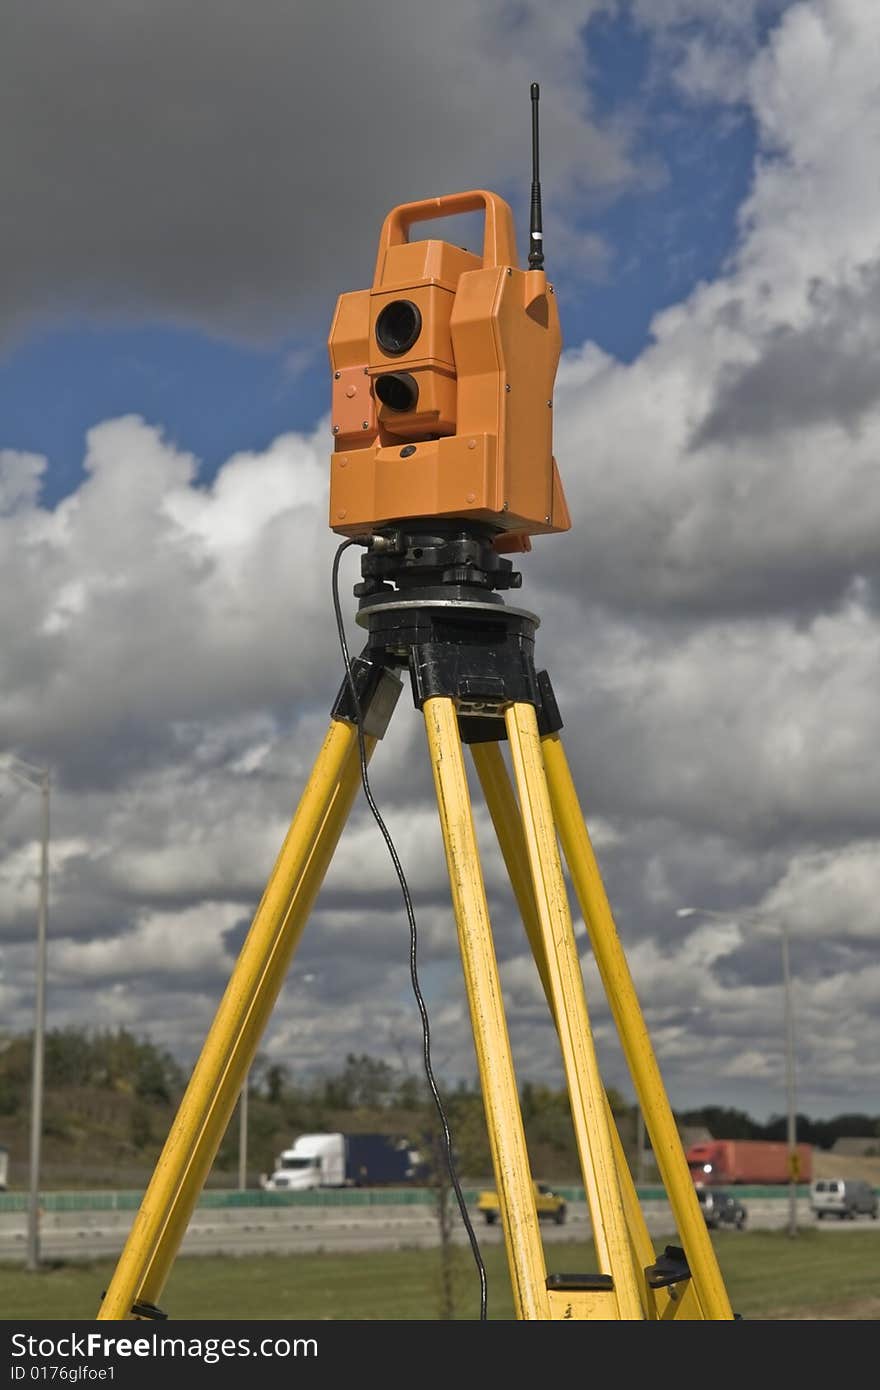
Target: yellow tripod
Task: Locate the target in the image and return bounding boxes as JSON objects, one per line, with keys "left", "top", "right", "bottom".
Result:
{"left": 97, "top": 581, "right": 735, "bottom": 1322}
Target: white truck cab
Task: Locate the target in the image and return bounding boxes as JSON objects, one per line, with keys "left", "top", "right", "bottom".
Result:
{"left": 262, "top": 1133, "right": 345, "bottom": 1191}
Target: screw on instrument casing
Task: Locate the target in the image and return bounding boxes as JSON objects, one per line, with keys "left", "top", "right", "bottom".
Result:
{"left": 334, "top": 371, "right": 341, "bottom": 379}
{"left": 505, "top": 384, "right": 511, "bottom": 392}
{"left": 362, "top": 421, "right": 369, "bottom": 429}
{"left": 332, "top": 425, "right": 340, "bottom": 434}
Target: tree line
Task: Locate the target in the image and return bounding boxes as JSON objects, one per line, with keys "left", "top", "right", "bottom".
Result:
{"left": 0, "top": 1030, "right": 877, "bottom": 1178}
{"left": 0, "top": 1027, "right": 183, "bottom": 1115}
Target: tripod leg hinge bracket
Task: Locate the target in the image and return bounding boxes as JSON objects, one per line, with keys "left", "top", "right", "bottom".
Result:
{"left": 536, "top": 669, "right": 563, "bottom": 735}
{"left": 331, "top": 656, "right": 403, "bottom": 739}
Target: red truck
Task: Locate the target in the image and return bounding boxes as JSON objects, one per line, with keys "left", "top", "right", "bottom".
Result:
{"left": 685, "top": 1139, "right": 812, "bottom": 1185}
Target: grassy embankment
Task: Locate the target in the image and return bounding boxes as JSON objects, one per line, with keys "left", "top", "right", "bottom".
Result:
{"left": 2, "top": 1229, "right": 879, "bottom": 1321}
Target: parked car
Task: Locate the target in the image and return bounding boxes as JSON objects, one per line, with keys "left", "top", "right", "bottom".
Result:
{"left": 810, "top": 1178, "right": 878, "bottom": 1220}
{"left": 696, "top": 1187, "right": 748, "bottom": 1230}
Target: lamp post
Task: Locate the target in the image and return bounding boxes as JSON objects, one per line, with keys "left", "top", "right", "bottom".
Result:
{"left": 237, "top": 1075, "right": 248, "bottom": 1191}
{"left": 676, "top": 904, "right": 800, "bottom": 1238}
{"left": 237, "top": 973, "right": 316, "bottom": 1189}
{"left": 779, "top": 914, "right": 798, "bottom": 1236}
{"left": 1, "top": 756, "right": 50, "bottom": 1271}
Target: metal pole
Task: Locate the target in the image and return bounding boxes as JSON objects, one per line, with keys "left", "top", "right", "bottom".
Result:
{"left": 26, "top": 770, "right": 49, "bottom": 1272}
{"left": 238, "top": 1077, "right": 248, "bottom": 1191}
{"left": 781, "top": 918, "right": 798, "bottom": 1238}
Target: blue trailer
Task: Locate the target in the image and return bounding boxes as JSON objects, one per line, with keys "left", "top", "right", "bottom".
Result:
{"left": 344, "top": 1133, "right": 421, "bottom": 1186}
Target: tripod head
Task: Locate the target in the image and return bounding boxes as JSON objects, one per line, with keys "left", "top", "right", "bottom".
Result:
{"left": 327, "top": 87, "right": 570, "bottom": 608}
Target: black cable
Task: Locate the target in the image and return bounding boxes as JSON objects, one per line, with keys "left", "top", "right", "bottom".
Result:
{"left": 332, "top": 537, "right": 489, "bottom": 1321}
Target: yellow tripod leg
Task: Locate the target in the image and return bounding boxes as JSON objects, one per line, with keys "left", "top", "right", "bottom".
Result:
{"left": 473, "top": 741, "right": 694, "bottom": 1317}
{"left": 98, "top": 719, "right": 375, "bottom": 1320}
{"left": 469, "top": 741, "right": 554, "bottom": 1009}
{"left": 605, "top": 1099, "right": 704, "bottom": 1319}
{"left": 423, "top": 697, "right": 550, "bottom": 1320}
{"left": 541, "top": 731, "right": 734, "bottom": 1320}
{"left": 505, "top": 703, "right": 644, "bottom": 1319}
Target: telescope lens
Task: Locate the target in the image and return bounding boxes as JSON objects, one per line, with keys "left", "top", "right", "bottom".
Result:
{"left": 375, "top": 372, "right": 419, "bottom": 412}
{"left": 376, "top": 299, "right": 422, "bottom": 355}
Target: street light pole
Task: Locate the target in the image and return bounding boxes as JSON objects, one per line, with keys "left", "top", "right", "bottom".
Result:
{"left": 780, "top": 916, "right": 799, "bottom": 1239}
{"left": 238, "top": 1075, "right": 248, "bottom": 1191}
{"left": 29, "top": 768, "right": 50, "bottom": 1272}
{"left": 676, "top": 903, "right": 799, "bottom": 1237}
{"left": 2, "top": 757, "right": 50, "bottom": 1271}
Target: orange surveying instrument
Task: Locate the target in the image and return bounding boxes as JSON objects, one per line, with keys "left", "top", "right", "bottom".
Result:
{"left": 98, "top": 86, "right": 735, "bottom": 1321}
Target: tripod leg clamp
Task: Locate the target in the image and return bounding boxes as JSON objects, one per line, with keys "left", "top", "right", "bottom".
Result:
{"left": 331, "top": 654, "right": 402, "bottom": 739}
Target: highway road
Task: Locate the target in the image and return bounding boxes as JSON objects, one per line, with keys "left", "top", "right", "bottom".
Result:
{"left": 1, "top": 1197, "right": 876, "bottom": 1263}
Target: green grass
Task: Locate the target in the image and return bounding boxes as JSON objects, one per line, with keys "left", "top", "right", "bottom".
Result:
{"left": 2, "top": 1231, "right": 878, "bottom": 1321}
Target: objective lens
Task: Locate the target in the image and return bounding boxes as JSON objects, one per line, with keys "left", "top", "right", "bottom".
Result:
{"left": 375, "top": 372, "right": 419, "bottom": 412}
{"left": 376, "top": 300, "right": 422, "bottom": 355}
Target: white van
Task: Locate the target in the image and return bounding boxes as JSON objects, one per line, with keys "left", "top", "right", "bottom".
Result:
{"left": 810, "top": 1178, "right": 878, "bottom": 1220}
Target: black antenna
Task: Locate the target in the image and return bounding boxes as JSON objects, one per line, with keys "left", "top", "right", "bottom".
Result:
{"left": 528, "top": 82, "right": 545, "bottom": 271}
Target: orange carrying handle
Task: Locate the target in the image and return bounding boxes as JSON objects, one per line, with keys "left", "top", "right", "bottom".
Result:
{"left": 373, "top": 189, "right": 519, "bottom": 283}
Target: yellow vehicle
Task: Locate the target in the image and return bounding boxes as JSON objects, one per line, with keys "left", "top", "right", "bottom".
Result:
{"left": 477, "top": 1180, "right": 567, "bottom": 1226}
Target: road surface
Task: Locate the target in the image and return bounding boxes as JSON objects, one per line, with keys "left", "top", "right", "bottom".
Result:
{"left": 1, "top": 1196, "right": 876, "bottom": 1263}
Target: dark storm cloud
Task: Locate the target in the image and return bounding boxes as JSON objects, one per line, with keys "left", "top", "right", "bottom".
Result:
{"left": 0, "top": 0, "right": 639, "bottom": 347}
{"left": 714, "top": 932, "right": 878, "bottom": 991}
{"left": 694, "top": 264, "right": 880, "bottom": 446}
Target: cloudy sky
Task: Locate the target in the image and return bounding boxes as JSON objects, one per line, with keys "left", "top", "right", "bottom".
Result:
{"left": 1, "top": 0, "right": 878, "bottom": 1129}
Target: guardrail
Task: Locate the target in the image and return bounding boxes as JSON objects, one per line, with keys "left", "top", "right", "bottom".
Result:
{"left": 0, "top": 1184, "right": 818, "bottom": 1214}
